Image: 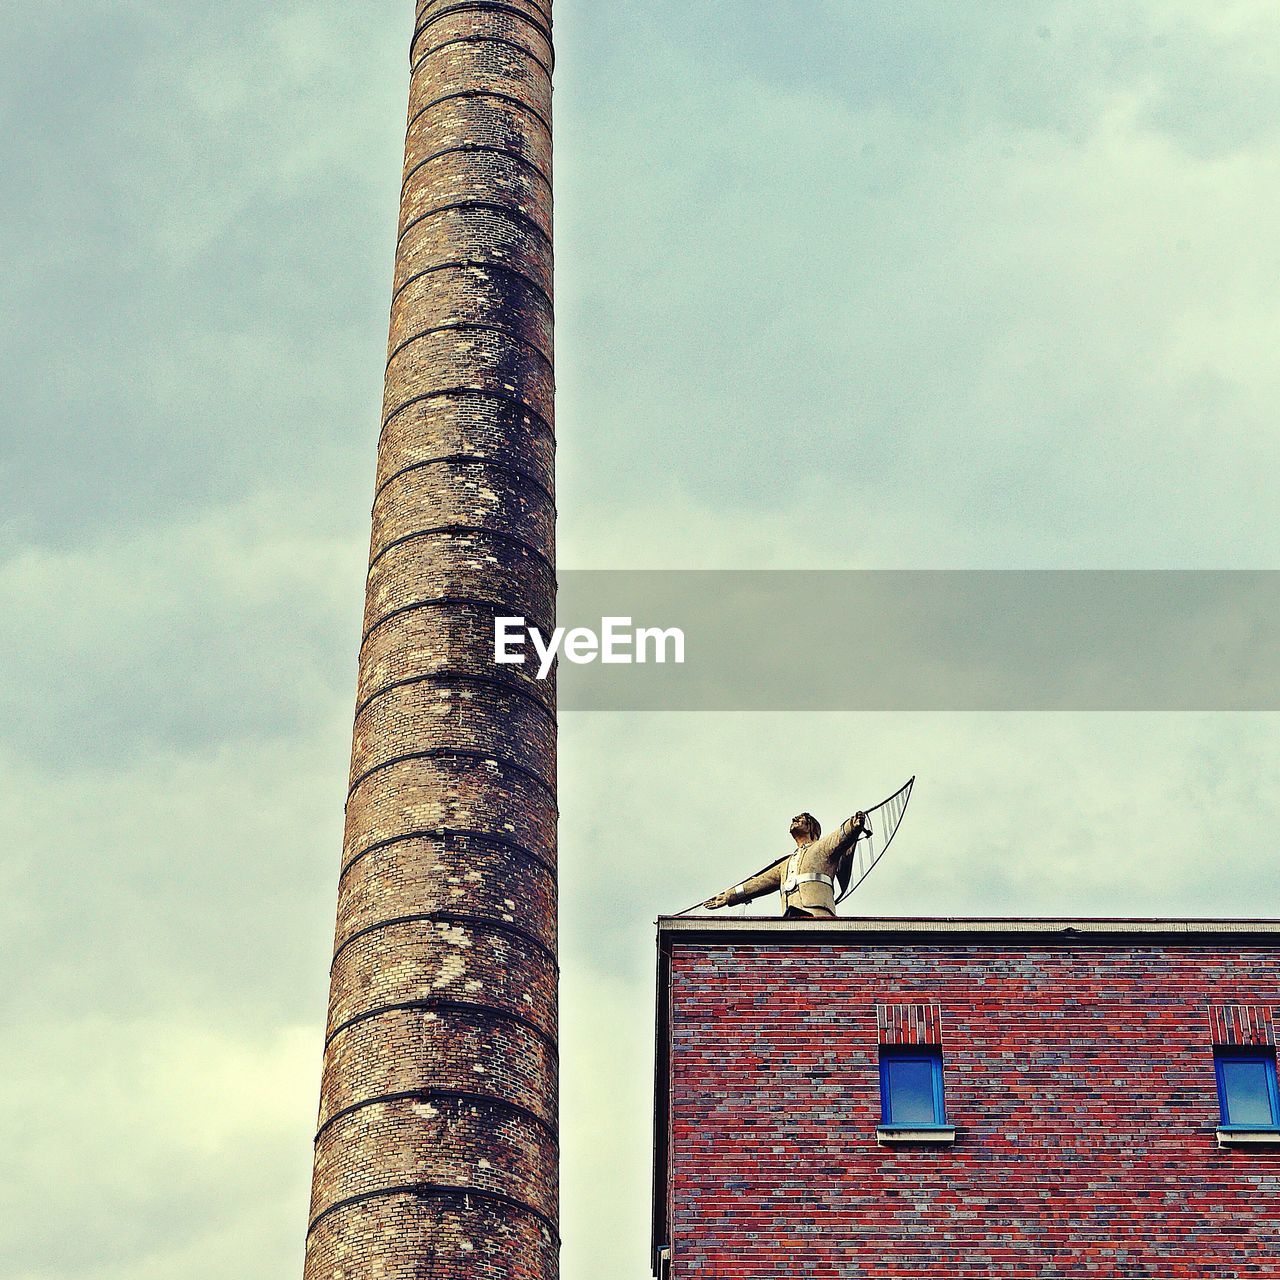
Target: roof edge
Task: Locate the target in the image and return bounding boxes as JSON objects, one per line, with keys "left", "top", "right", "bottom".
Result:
{"left": 657, "top": 915, "right": 1280, "bottom": 943}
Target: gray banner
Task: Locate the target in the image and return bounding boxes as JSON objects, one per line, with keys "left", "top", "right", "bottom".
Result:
{"left": 517, "top": 571, "right": 1280, "bottom": 710}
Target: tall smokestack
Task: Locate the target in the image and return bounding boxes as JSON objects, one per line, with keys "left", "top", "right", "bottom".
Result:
{"left": 304, "top": 1, "right": 557, "bottom": 1276}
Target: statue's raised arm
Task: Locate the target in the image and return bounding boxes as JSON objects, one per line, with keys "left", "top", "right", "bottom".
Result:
{"left": 807, "top": 811, "right": 872, "bottom": 864}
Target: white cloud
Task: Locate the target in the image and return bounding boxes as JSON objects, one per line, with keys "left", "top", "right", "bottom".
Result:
{"left": 0, "top": 1017, "right": 317, "bottom": 1279}
{"left": 0, "top": 492, "right": 365, "bottom": 765}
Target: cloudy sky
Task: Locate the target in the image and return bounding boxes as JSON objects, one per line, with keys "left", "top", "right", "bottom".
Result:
{"left": 3, "top": 1, "right": 1279, "bottom": 1277}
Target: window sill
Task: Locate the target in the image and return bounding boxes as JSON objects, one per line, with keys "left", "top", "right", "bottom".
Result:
{"left": 1217, "top": 1127, "right": 1280, "bottom": 1147}
{"left": 877, "top": 1125, "right": 956, "bottom": 1145}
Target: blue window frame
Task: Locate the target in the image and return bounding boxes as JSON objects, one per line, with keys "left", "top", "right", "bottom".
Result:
{"left": 1215, "top": 1048, "right": 1280, "bottom": 1130}
{"left": 879, "top": 1046, "right": 946, "bottom": 1127}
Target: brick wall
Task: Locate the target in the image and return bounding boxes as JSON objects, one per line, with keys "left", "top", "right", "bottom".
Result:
{"left": 661, "top": 929, "right": 1280, "bottom": 1278}
{"left": 304, "top": 0, "right": 557, "bottom": 1275}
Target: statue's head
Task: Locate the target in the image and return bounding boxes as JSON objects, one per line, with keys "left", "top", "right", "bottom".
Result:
{"left": 790, "top": 812, "right": 821, "bottom": 842}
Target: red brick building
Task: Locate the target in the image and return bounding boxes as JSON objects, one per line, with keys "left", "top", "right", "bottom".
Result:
{"left": 653, "top": 917, "right": 1280, "bottom": 1278}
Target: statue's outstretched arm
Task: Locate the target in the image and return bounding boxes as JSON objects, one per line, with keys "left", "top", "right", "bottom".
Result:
{"left": 703, "top": 857, "right": 786, "bottom": 910}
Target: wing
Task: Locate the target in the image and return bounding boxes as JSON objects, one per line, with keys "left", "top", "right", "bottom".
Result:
{"left": 834, "top": 776, "right": 915, "bottom": 904}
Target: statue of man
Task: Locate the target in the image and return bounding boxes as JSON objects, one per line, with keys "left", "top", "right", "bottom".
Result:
{"left": 702, "top": 810, "right": 871, "bottom": 919}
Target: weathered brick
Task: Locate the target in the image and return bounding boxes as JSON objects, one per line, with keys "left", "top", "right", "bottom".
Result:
{"left": 305, "top": 1192, "right": 555, "bottom": 1280}
{"left": 304, "top": 2, "right": 556, "bottom": 1274}
{"left": 319, "top": 1005, "right": 557, "bottom": 1131}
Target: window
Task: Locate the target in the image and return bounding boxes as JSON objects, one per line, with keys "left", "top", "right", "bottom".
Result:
{"left": 1215, "top": 1048, "right": 1280, "bottom": 1131}
{"left": 879, "top": 1046, "right": 948, "bottom": 1132}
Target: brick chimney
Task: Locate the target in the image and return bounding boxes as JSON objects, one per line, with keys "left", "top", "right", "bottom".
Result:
{"left": 304, "top": 2, "right": 557, "bottom": 1276}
